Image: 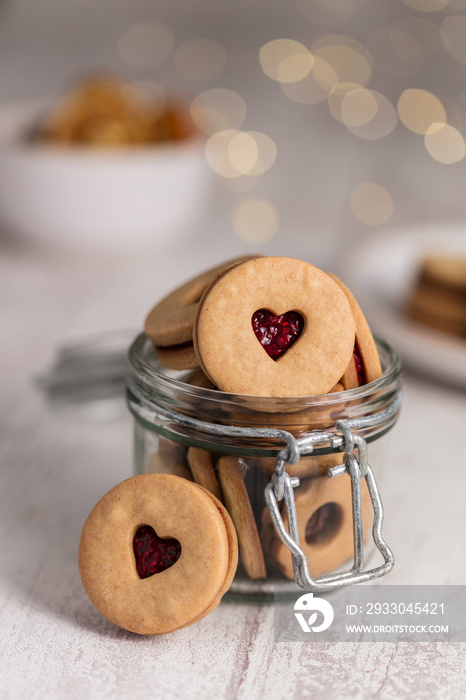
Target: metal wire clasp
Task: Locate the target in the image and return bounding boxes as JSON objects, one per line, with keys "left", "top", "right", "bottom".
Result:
{"left": 264, "top": 420, "right": 395, "bottom": 592}
{"left": 126, "top": 375, "right": 400, "bottom": 592}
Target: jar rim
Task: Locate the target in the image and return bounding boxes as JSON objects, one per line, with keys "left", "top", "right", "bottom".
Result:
{"left": 128, "top": 332, "right": 402, "bottom": 409}
{"left": 127, "top": 333, "right": 402, "bottom": 452}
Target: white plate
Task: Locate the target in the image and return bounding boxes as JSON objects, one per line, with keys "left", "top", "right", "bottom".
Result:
{"left": 338, "top": 224, "right": 466, "bottom": 387}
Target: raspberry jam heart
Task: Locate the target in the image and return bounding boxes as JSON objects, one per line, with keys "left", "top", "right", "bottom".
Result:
{"left": 305, "top": 503, "right": 343, "bottom": 546}
{"left": 133, "top": 525, "right": 181, "bottom": 579}
{"left": 252, "top": 309, "right": 304, "bottom": 360}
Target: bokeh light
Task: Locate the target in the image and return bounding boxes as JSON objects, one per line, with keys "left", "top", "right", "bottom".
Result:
{"left": 118, "top": 24, "right": 174, "bottom": 69}
{"left": 346, "top": 91, "right": 398, "bottom": 140}
{"left": 205, "top": 130, "right": 276, "bottom": 179}
{"left": 228, "top": 132, "right": 259, "bottom": 175}
{"left": 328, "top": 82, "right": 363, "bottom": 122}
{"left": 232, "top": 198, "right": 279, "bottom": 243}
{"left": 280, "top": 55, "right": 338, "bottom": 104}
{"left": 326, "top": 83, "right": 398, "bottom": 140}
{"left": 397, "top": 89, "right": 446, "bottom": 134}
{"left": 190, "top": 89, "right": 246, "bottom": 135}
{"left": 438, "top": 94, "right": 463, "bottom": 131}
{"left": 259, "top": 39, "right": 314, "bottom": 83}
{"left": 311, "top": 35, "right": 373, "bottom": 87}
{"left": 340, "top": 87, "right": 378, "bottom": 127}
{"left": 351, "top": 183, "right": 394, "bottom": 225}
{"left": 245, "top": 132, "right": 277, "bottom": 176}
{"left": 424, "top": 123, "right": 466, "bottom": 163}
{"left": 174, "top": 39, "right": 226, "bottom": 81}
{"left": 205, "top": 130, "right": 244, "bottom": 179}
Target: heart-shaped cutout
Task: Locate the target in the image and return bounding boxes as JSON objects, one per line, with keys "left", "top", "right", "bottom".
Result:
{"left": 305, "top": 502, "right": 343, "bottom": 546}
{"left": 252, "top": 309, "right": 304, "bottom": 361}
{"left": 133, "top": 525, "right": 181, "bottom": 579}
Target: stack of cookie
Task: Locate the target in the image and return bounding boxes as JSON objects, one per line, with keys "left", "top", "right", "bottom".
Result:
{"left": 144, "top": 256, "right": 382, "bottom": 582}
{"left": 407, "top": 255, "right": 466, "bottom": 337}
{"left": 144, "top": 256, "right": 382, "bottom": 392}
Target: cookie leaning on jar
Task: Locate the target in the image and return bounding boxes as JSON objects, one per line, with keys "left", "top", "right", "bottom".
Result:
{"left": 79, "top": 473, "right": 238, "bottom": 635}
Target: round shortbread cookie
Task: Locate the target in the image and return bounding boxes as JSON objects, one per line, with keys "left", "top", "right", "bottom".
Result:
{"left": 145, "top": 255, "right": 262, "bottom": 347}
{"left": 329, "top": 274, "right": 382, "bottom": 385}
{"left": 339, "top": 355, "right": 359, "bottom": 391}
{"left": 329, "top": 382, "right": 344, "bottom": 393}
{"left": 187, "top": 447, "right": 223, "bottom": 502}
{"left": 155, "top": 343, "right": 198, "bottom": 370}
{"left": 79, "top": 473, "right": 233, "bottom": 635}
{"left": 184, "top": 367, "right": 217, "bottom": 389}
{"left": 255, "top": 452, "right": 344, "bottom": 480}
{"left": 194, "top": 257, "right": 356, "bottom": 397}
{"left": 217, "top": 456, "right": 266, "bottom": 580}
{"left": 267, "top": 472, "right": 372, "bottom": 579}
{"left": 418, "top": 255, "right": 466, "bottom": 293}
{"left": 177, "top": 486, "right": 238, "bottom": 629}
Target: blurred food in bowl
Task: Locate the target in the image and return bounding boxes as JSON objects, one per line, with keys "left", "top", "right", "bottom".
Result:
{"left": 406, "top": 255, "right": 466, "bottom": 337}
{"left": 0, "top": 76, "right": 213, "bottom": 253}
{"left": 34, "top": 77, "right": 193, "bottom": 147}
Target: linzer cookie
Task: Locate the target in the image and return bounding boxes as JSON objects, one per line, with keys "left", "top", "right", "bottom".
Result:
{"left": 329, "top": 274, "right": 382, "bottom": 385}
{"left": 407, "top": 255, "right": 466, "bottom": 337}
{"left": 263, "top": 473, "right": 372, "bottom": 578}
{"left": 144, "top": 255, "right": 261, "bottom": 370}
{"left": 217, "top": 456, "right": 266, "bottom": 579}
{"left": 193, "top": 257, "right": 356, "bottom": 397}
{"left": 187, "top": 447, "right": 223, "bottom": 501}
{"left": 255, "top": 451, "right": 344, "bottom": 479}
{"left": 184, "top": 367, "right": 216, "bottom": 390}
{"left": 177, "top": 486, "right": 238, "bottom": 629}
{"left": 154, "top": 343, "right": 198, "bottom": 371}
{"left": 79, "top": 473, "right": 238, "bottom": 635}
{"left": 339, "top": 355, "right": 359, "bottom": 391}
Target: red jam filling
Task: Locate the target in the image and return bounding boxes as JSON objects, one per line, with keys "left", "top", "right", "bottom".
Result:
{"left": 252, "top": 309, "right": 304, "bottom": 361}
{"left": 353, "top": 347, "right": 364, "bottom": 385}
{"left": 305, "top": 502, "right": 343, "bottom": 546}
{"left": 133, "top": 525, "right": 181, "bottom": 579}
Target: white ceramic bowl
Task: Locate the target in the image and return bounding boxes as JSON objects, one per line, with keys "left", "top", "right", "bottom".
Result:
{"left": 0, "top": 100, "right": 214, "bottom": 253}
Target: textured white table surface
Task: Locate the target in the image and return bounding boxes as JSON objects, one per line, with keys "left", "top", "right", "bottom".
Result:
{"left": 1, "top": 244, "right": 466, "bottom": 700}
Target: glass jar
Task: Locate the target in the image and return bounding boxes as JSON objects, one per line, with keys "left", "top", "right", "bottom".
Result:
{"left": 126, "top": 333, "right": 402, "bottom": 602}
